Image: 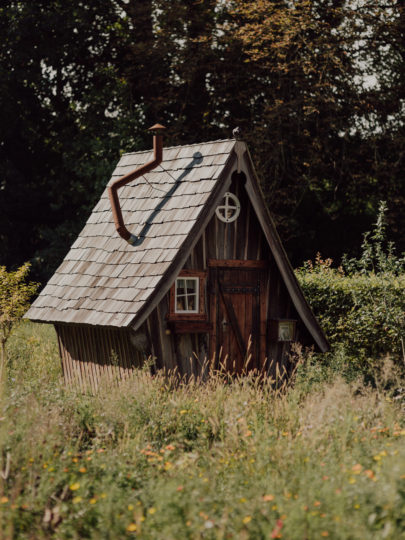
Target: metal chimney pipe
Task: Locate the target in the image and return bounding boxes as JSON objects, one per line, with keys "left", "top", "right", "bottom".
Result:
{"left": 108, "top": 124, "right": 166, "bottom": 245}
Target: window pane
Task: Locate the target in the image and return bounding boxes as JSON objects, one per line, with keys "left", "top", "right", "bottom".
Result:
{"left": 187, "top": 295, "right": 196, "bottom": 311}
{"left": 186, "top": 279, "right": 197, "bottom": 294}
{"left": 177, "top": 279, "right": 185, "bottom": 296}
{"left": 176, "top": 296, "right": 186, "bottom": 311}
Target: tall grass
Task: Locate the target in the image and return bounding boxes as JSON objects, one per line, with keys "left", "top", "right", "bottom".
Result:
{"left": 0, "top": 322, "right": 404, "bottom": 539}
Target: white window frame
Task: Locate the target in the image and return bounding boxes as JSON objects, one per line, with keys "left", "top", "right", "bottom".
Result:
{"left": 174, "top": 277, "right": 199, "bottom": 314}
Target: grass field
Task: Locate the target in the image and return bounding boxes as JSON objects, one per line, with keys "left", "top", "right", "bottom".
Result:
{"left": 0, "top": 322, "right": 404, "bottom": 539}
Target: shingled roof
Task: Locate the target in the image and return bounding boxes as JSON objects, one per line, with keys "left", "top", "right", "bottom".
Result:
{"left": 26, "top": 139, "right": 236, "bottom": 328}
{"left": 26, "top": 137, "right": 329, "bottom": 352}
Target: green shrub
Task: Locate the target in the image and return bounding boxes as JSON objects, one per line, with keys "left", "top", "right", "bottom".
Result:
{"left": 297, "top": 203, "right": 405, "bottom": 364}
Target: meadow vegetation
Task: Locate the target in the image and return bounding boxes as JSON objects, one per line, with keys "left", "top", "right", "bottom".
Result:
{"left": 1, "top": 206, "right": 404, "bottom": 539}
{"left": 0, "top": 321, "right": 404, "bottom": 539}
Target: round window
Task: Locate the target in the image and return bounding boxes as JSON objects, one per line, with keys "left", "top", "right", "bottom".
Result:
{"left": 215, "top": 192, "right": 241, "bottom": 223}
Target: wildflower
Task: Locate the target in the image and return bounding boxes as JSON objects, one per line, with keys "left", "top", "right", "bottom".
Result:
{"left": 348, "top": 477, "right": 356, "bottom": 484}
{"left": 244, "top": 430, "right": 252, "bottom": 437}
{"left": 165, "top": 444, "right": 175, "bottom": 451}
{"left": 364, "top": 469, "right": 375, "bottom": 480}
{"left": 270, "top": 519, "right": 284, "bottom": 539}
{"left": 126, "top": 523, "right": 137, "bottom": 532}
{"left": 240, "top": 498, "right": 247, "bottom": 503}
{"left": 164, "top": 462, "right": 172, "bottom": 471}
{"left": 262, "top": 494, "right": 275, "bottom": 502}
{"left": 128, "top": 504, "right": 134, "bottom": 510}
{"left": 90, "top": 498, "right": 97, "bottom": 505}
{"left": 79, "top": 467, "right": 87, "bottom": 473}
{"left": 314, "top": 501, "right": 321, "bottom": 507}
{"left": 243, "top": 516, "right": 252, "bottom": 524}
{"left": 352, "top": 464, "right": 362, "bottom": 474}
{"left": 0, "top": 497, "right": 9, "bottom": 504}
{"left": 148, "top": 507, "right": 156, "bottom": 514}
{"left": 180, "top": 410, "right": 188, "bottom": 415}
{"left": 72, "top": 496, "right": 82, "bottom": 504}
{"left": 69, "top": 482, "right": 80, "bottom": 491}
{"left": 72, "top": 457, "right": 79, "bottom": 463}
{"left": 176, "top": 485, "right": 184, "bottom": 492}
{"left": 354, "top": 504, "right": 360, "bottom": 509}
{"left": 100, "top": 493, "right": 107, "bottom": 499}
{"left": 321, "top": 532, "right": 329, "bottom": 537}
{"left": 204, "top": 520, "right": 214, "bottom": 529}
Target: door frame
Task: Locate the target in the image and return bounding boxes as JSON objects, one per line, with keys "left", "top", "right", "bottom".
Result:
{"left": 208, "top": 259, "right": 269, "bottom": 372}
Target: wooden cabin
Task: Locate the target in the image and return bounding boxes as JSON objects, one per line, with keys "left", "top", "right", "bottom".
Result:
{"left": 25, "top": 133, "right": 329, "bottom": 392}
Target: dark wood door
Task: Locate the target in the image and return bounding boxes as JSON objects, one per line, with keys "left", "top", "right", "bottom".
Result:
{"left": 210, "top": 266, "right": 263, "bottom": 374}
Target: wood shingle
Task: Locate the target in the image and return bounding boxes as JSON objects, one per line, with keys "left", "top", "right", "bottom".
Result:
{"left": 26, "top": 139, "right": 235, "bottom": 327}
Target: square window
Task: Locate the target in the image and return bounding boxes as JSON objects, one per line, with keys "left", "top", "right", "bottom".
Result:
{"left": 278, "top": 321, "right": 295, "bottom": 341}
{"left": 175, "top": 277, "right": 199, "bottom": 314}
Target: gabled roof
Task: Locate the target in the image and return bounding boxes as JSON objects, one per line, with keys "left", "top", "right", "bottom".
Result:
{"left": 26, "top": 138, "right": 329, "bottom": 352}
{"left": 26, "top": 139, "right": 236, "bottom": 327}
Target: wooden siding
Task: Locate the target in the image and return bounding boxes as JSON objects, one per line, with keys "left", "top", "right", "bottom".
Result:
{"left": 144, "top": 172, "right": 312, "bottom": 378}
{"left": 55, "top": 324, "right": 143, "bottom": 393}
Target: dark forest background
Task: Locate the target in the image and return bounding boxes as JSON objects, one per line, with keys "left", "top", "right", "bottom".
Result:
{"left": 0, "top": 0, "right": 404, "bottom": 284}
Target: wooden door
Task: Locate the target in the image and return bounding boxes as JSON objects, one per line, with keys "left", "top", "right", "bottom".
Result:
{"left": 209, "top": 265, "right": 264, "bottom": 374}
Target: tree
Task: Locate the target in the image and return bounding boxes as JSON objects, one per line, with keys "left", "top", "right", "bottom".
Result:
{"left": 0, "top": 0, "right": 403, "bottom": 280}
{"left": 0, "top": 1, "right": 143, "bottom": 281}
{"left": 0, "top": 263, "right": 38, "bottom": 379}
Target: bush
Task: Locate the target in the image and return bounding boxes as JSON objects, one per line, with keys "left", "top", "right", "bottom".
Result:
{"left": 297, "top": 203, "right": 405, "bottom": 365}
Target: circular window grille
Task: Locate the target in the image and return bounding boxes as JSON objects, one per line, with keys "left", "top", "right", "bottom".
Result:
{"left": 215, "top": 192, "right": 241, "bottom": 223}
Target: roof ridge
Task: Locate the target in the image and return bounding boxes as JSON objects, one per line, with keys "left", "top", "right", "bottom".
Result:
{"left": 122, "top": 138, "right": 235, "bottom": 157}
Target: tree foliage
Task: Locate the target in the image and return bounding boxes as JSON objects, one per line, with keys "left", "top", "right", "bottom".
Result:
{"left": 0, "top": 262, "right": 38, "bottom": 374}
{"left": 0, "top": 1, "right": 403, "bottom": 281}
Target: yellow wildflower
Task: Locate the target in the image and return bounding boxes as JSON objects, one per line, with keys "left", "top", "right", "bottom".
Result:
{"left": 126, "top": 523, "right": 137, "bottom": 532}
{"left": 243, "top": 516, "right": 252, "bottom": 524}
{"left": 69, "top": 482, "right": 80, "bottom": 491}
